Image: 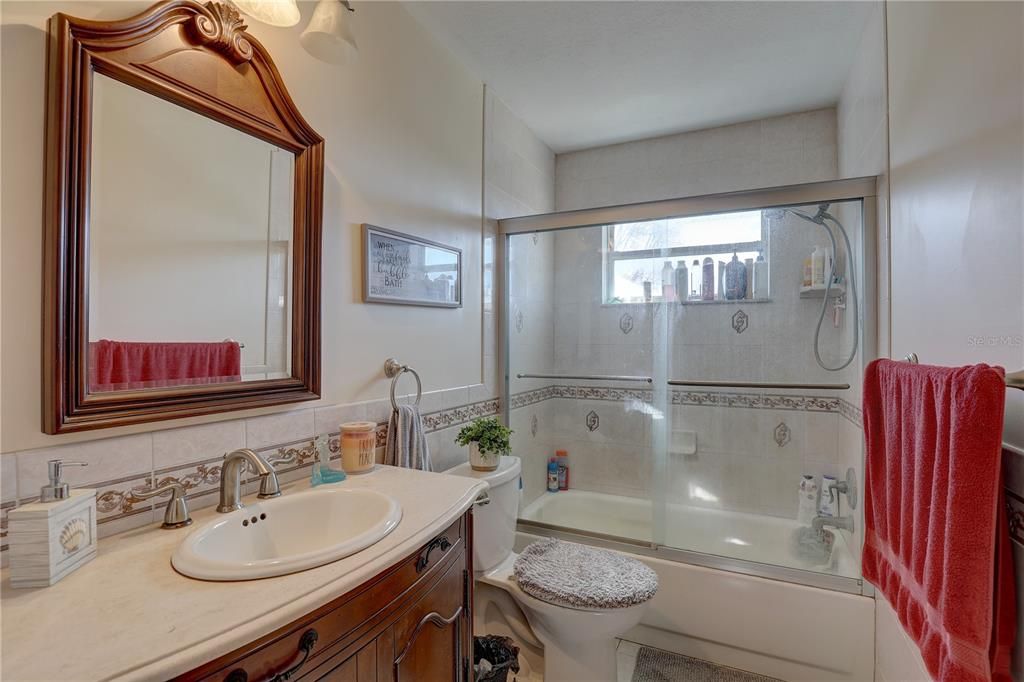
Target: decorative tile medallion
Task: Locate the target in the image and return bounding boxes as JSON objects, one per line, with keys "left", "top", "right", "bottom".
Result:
{"left": 731, "top": 309, "right": 749, "bottom": 334}
{"left": 515, "top": 310, "right": 524, "bottom": 334}
{"left": 773, "top": 421, "right": 791, "bottom": 447}
{"left": 619, "top": 313, "right": 634, "bottom": 335}
{"left": 531, "top": 414, "right": 538, "bottom": 438}
{"left": 586, "top": 410, "right": 600, "bottom": 432}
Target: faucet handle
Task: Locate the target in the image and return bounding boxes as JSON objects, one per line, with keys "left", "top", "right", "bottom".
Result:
{"left": 827, "top": 467, "right": 858, "bottom": 510}
{"left": 136, "top": 482, "right": 192, "bottom": 529}
{"left": 257, "top": 470, "right": 282, "bottom": 499}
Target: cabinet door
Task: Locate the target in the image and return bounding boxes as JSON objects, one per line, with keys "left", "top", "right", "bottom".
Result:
{"left": 388, "top": 558, "right": 469, "bottom": 682}
{"left": 307, "top": 640, "right": 376, "bottom": 682}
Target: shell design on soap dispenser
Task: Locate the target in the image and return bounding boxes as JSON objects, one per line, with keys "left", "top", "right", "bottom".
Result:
{"left": 59, "top": 516, "right": 89, "bottom": 555}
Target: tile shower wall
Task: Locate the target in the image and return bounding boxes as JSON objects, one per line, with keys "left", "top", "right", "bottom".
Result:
{"left": 510, "top": 383, "right": 863, "bottom": 520}
{"left": 554, "top": 108, "right": 838, "bottom": 212}
{"left": 508, "top": 106, "right": 869, "bottom": 522}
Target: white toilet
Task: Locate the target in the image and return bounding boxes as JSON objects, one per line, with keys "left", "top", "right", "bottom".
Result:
{"left": 449, "top": 456, "right": 657, "bottom": 682}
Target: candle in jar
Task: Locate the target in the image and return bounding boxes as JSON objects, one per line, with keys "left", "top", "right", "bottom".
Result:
{"left": 340, "top": 421, "right": 377, "bottom": 474}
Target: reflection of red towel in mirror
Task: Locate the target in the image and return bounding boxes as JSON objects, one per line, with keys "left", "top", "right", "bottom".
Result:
{"left": 88, "top": 340, "right": 241, "bottom": 392}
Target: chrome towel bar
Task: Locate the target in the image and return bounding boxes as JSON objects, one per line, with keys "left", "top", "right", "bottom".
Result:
{"left": 516, "top": 372, "right": 653, "bottom": 384}
{"left": 667, "top": 379, "right": 850, "bottom": 390}
{"left": 905, "top": 352, "right": 1024, "bottom": 392}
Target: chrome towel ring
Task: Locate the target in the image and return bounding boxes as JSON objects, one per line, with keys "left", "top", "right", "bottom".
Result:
{"left": 384, "top": 358, "right": 422, "bottom": 411}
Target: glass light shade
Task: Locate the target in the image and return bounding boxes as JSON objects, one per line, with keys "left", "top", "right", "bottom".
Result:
{"left": 300, "top": 0, "right": 358, "bottom": 65}
{"left": 233, "top": 0, "right": 301, "bottom": 27}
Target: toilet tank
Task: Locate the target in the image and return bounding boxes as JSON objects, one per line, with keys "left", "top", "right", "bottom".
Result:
{"left": 446, "top": 455, "right": 521, "bottom": 573}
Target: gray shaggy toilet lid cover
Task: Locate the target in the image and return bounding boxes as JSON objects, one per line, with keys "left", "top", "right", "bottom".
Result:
{"left": 512, "top": 538, "right": 658, "bottom": 609}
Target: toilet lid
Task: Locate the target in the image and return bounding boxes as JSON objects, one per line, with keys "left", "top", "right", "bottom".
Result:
{"left": 512, "top": 538, "right": 658, "bottom": 610}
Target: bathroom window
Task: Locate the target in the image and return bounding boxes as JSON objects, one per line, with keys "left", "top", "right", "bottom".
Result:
{"left": 603, "top": 210, "right": 766, "bottom": 303}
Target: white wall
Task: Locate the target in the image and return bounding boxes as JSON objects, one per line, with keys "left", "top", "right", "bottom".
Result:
{"left": 0, "top": 0, "right": 484, "bottom": 452}
{"left": 883, "top": 3, "right": 1024, "bottom": 680}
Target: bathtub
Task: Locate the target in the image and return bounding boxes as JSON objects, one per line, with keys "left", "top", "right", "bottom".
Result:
{"left": 520, "top": 488, "right": 860, "bottom": 578}
{"left": 514, "top": 489, "right": 874, "bottom": 681}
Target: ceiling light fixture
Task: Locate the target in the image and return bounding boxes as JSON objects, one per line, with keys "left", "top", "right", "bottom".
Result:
{"left": 300, "top": 0, "right": 358, "bottom": 65}
{"left": 232, "top": 0, "right": 301, "bottom": 28}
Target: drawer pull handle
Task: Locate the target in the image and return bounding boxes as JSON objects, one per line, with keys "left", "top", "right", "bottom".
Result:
{"left": 268, "top": 629, "right": 319, "bottom": 682}
{"left": 415, "top": 536, "right": 452, "bottom": 572}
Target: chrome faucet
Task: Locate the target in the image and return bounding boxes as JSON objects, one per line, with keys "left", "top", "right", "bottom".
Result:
{"left": 812, "top": 514, "right": 855, "bottom": 534}
{"left": 217, "top": 448, "right": 281, "bottom": 513}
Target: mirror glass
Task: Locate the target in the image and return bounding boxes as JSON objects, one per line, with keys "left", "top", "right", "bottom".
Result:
{"left": 87, "top": 74, "right": 294, "bottom": 393}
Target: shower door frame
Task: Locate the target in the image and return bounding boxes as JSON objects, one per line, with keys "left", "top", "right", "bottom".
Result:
{"left": 499, "top": 176, "right": 879, "bottom": 595}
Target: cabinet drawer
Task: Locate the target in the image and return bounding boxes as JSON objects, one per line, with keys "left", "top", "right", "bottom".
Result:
{"left": 179, "top": 515, "right": 467, "bottom": 682}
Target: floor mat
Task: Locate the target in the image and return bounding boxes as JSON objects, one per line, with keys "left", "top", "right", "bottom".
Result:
{"left": 631, "top": 646, "right": 785, "bottom": 682}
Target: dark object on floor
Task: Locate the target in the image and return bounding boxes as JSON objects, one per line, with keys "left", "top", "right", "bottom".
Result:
{"left": 632, "top": 646, "right": 785, "bottom": 682}
{"left": 474, "top": 635, "right": 520, "bottom": 682}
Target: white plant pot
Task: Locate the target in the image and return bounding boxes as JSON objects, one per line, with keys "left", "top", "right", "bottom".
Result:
{"left": 469, "top": 442, "right": 499, "bottom": 471}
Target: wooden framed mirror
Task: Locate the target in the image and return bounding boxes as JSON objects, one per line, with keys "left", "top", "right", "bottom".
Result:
{"left": 43, "top": 0, "right": 323, "bottom": 433}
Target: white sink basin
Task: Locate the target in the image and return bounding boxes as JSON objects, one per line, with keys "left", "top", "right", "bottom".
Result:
{"left": 172, "top": 487, "right": 402, "bottom": 581}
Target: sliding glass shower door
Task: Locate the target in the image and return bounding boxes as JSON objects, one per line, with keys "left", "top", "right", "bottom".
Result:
{"left": 503, "top": 178, "right": 875, "bottom": 591}
{"left": 656, "top": 199, "right": 867, "bottom": 583}
{"left": 506, "top": 225, "right": 658, "bottom": 545}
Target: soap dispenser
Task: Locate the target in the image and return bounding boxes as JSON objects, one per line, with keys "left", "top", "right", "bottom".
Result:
{"left": 311, "top": 434, "right": 347, "bottom": 486}
{"left": 8, "top": 459, "right": 98, "bottom": 588}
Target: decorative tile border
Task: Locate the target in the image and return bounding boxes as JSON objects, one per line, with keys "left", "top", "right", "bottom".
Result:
{"left": 421, "top": 398, "right": 501, "bottom": 432}
{"left": 0, "top": 394, "right": 502, "bottom": 557}
{"left": 838, "top": 398, "right": 863, "bottom": 428}
{"left": 510, "top": 384, "right": 847, "bottom": 415}
{"left": 508, "top": 386, "right": 558, "bottom": 409}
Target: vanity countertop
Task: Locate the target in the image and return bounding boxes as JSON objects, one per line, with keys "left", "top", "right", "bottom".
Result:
{"left": 1, "top": 465, "right": 487, "bottom": 682}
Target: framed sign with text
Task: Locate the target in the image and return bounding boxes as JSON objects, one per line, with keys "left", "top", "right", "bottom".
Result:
{"left": 362, "top": 224, "right": 462, "bottom": 308}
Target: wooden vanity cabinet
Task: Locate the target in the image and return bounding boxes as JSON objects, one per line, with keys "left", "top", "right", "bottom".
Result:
{"left": 177, "top": 512, "right": 473, "bottom": 682}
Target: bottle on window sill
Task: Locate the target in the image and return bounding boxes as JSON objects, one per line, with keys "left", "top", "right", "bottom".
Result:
{"left": 661, "top": 261, "right": 675, "bottom": 303}
{"left": 701, "top": 258, "right": 714, "bottom": 301}
{"left": 674, "top": 260, "right": 688, "bottom": 303}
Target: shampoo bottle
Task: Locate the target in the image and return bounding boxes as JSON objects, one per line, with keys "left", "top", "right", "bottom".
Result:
{"left": 797, "top": 475, "right": 819, "bottom": 525}
{"left": 811, "top": 246, "right": 826, "bottom": 287}
{"left": 724, "top": 252, "right": 747, "bottom": 300}
{"left": 690, "top": 259, "right": 701, "bottom": 299}
{"left": 547, "top": 459, "right": 559, "bottom": 492}
{"left": 674, "top": 260, "right": 688, "bottom": 303}
{"left": 819, "top": 475, "right": 837, "bottom": 516}
{"left": 701, "top": 258, "right": 715, "bottom": 300}
{"left": 752, "top": 251, "right": 769, "bottom": 299}
{"left": 556, "top": 450, "right": 570, "bottom": 490}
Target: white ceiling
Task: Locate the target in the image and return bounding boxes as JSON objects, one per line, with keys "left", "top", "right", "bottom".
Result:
{"left": 405, "top": 1, "right": 875, "bottom": 153}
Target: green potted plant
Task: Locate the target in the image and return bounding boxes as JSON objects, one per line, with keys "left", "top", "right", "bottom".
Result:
{"left": 455, "top": 417, "right": 513, "bottom": 471}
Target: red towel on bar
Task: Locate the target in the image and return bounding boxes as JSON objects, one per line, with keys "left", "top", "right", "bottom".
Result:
{"left": 862, "top": 359, "right": 1016, "bottom": 682}
{"left": 88, "top": 340, "right": 241, "bottom": 391}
